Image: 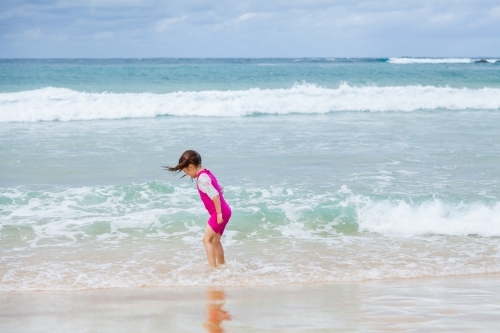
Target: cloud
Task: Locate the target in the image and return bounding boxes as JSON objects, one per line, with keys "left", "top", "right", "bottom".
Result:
{"left": 55, "top": 0, "right": 153, "bottom": 9}
{"left": 156, "top": 15, "right": 187, "bottom": 31}
{"left": 236, "top": 12, "right": 257, "bottom": 22}
{"left": 2, "top": 0, "right": 500, "bottom": 57}
{"left": 92, "top": 31, "right": 114, "bottom": 39}
{"left": 0, "top": 12, "right": 14, "bottom": 20}
{"left": 24, "top": 27, "right": 41, "bottom": 38}
{"left": 430, "top": 13, "right": 457, "bottom": 24}
{"left": 332, "top": 12, "right": 368, "bottom": 27}
{"left": 235, "top": 12, "right": 273, "bottom": 23}
{"left": 490, "top": 6, "right": 500, "bottom": 18}
{"left": 317, "top": 7, "right": 413, "bottom": 29}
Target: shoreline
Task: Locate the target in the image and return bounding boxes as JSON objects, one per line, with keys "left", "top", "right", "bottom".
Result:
{"left": 2, "top": 274, "right": 499, "bottom": 332}
{"left": 3, "top": 271, "right": 500, "bottom": 293}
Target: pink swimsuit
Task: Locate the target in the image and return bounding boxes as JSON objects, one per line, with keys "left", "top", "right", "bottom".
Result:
{"left": 197, "top": 169, "right": 232, "bottom": 235}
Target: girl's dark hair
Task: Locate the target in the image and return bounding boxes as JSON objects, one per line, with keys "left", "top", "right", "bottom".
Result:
{"left": 164, "top": 150, "right": 202, "bottom": 176}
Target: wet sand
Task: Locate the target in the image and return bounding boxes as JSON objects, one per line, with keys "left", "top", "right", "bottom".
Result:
{"left": 1, "top": 274, "right": 499, "bottom": 332}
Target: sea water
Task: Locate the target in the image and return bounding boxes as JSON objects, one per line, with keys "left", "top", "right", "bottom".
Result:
{"left": 1, "top": 58, "right": 500, "bottom": 291}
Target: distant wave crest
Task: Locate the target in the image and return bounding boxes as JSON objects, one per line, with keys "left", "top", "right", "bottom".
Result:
{"left": 1, "top": 84, "right": 500, "bottom": 122}
{"left": 389, "top": 57, "right": 499, "bottom": 64}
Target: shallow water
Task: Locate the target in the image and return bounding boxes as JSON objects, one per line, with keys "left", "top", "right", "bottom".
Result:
{"left": 1, "top": 59, "right": 500, "bottom": 291}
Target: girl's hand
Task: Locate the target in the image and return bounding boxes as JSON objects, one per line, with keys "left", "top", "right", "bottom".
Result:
{"left": 217, "top": 213, "right": 224, "bottom": 224}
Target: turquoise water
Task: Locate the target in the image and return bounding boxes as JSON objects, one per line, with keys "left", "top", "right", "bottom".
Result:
{"left": 2, "top": 58, "right": 500, "bottom": 94}
{"left": 1, "top": 58, "right": 500, "bottom": 291}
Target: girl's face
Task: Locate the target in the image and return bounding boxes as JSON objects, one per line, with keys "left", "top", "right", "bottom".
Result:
{"left": 182, "top": 164, "right": 199, "bottom": 179}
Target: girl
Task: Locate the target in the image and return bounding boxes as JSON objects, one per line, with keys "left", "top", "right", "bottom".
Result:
{"left": 166, "top": 150, "right": 231, "bottom": 267}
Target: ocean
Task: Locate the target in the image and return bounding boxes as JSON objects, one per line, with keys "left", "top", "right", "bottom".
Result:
{"left": 1, "top": 58, "right": 500, "bottom": 291}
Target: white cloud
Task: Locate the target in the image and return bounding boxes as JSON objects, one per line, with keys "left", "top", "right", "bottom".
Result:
{"left": 235, "top": 12, "right": 274, "bottom": 23}
{"left": 24, "top": 27, "right": 41, "bottom": 38}
{"left": 429, "top": 12, "right": 461, "bottom": 25}
{"left": 2, "top": 0, "right": 500, "bottom": 57}
{"left": 490, "top": 6, "right": 500, "bottom": 18}
{"left": 93, "top": 31, "right": 114, "bottom": 39}
{"left": 236, "top": 12, "right": 257, "bottom": 22}
{"left": 156, "top": 15, "right": 187, "bottom": 31}
{"left": 333, "top": 13, "right": 367, "bottom": 27}
{"left": 0, "top": 12, "right": 14, "bottom": 20}
{"left": 55, "top": 0, "right": 152, "bottom": 8}
{"left": 331, "top": 9, "right": 411, "bottom": 28}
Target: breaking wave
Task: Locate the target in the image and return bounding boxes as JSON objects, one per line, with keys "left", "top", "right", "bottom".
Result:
{"left": 2, "top": 184, "right": 500, "bottom": 290}
{"left": 389, "top": 57, "right": 499, "bottom": 64}
{"left": 1, "top": 83, "right": 500, "bottom": 122}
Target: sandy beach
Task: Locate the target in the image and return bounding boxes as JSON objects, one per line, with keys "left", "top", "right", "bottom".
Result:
{"left": 1, "top": 274, "right": 499, "bottom": 332}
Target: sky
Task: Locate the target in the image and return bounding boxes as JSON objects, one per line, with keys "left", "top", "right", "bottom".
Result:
{"left": 1, "top": 0, "right": 500, "bottom": 58}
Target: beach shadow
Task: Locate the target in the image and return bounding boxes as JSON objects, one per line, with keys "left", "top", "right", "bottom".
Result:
{"left": 203, "top": 288, "right": 232, "bottom": 333}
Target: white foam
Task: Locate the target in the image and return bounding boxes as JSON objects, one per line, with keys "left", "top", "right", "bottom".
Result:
{"left": 389, "top": 57, "right": 500, "bottom": 64}
{"left": 2, "top": 234, "right": 499, "bottom": 291}
{"left": 0, "top": 183, "right": 204, "bottom": 247}
{"left": 4, "top": 184, "right": 500, "bottom": 242}
{"left": 3, "top": 184, "right": 500, "bottom": 291}
{"left": 389, "top": 57, "right": 474, "bottom": 64}
{"left": 1, "top": 84, "right": 500, "bottom": 122}
{"left": 356, "top": 198, "right": 500, "bottom": 237}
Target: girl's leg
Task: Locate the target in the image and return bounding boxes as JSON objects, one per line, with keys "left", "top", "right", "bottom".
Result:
{"left": 213, "top": 232, "right": 225, "bottom": 265}
{"left": 203, "top": 225, "right": 218, "bottom": 267}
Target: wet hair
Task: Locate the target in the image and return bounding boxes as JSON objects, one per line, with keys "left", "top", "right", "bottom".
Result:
{"left": 164, "top": 150, "right": 202, "bottom": 177}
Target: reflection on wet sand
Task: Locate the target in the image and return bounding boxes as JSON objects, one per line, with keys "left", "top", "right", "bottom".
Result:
{"left": 203, "top": 289, "right": 232, "bottom": 333}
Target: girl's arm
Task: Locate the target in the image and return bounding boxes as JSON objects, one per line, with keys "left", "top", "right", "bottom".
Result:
{"left": 198, "top": 173, "right": 224, "bottom": 224}
{"left": 212, "top": 195, "right": 224, "bottom": 224}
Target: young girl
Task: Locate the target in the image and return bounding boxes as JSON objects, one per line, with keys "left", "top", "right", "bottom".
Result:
{"left": 166, "top": 150, "right": 231, "bottom": 267}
